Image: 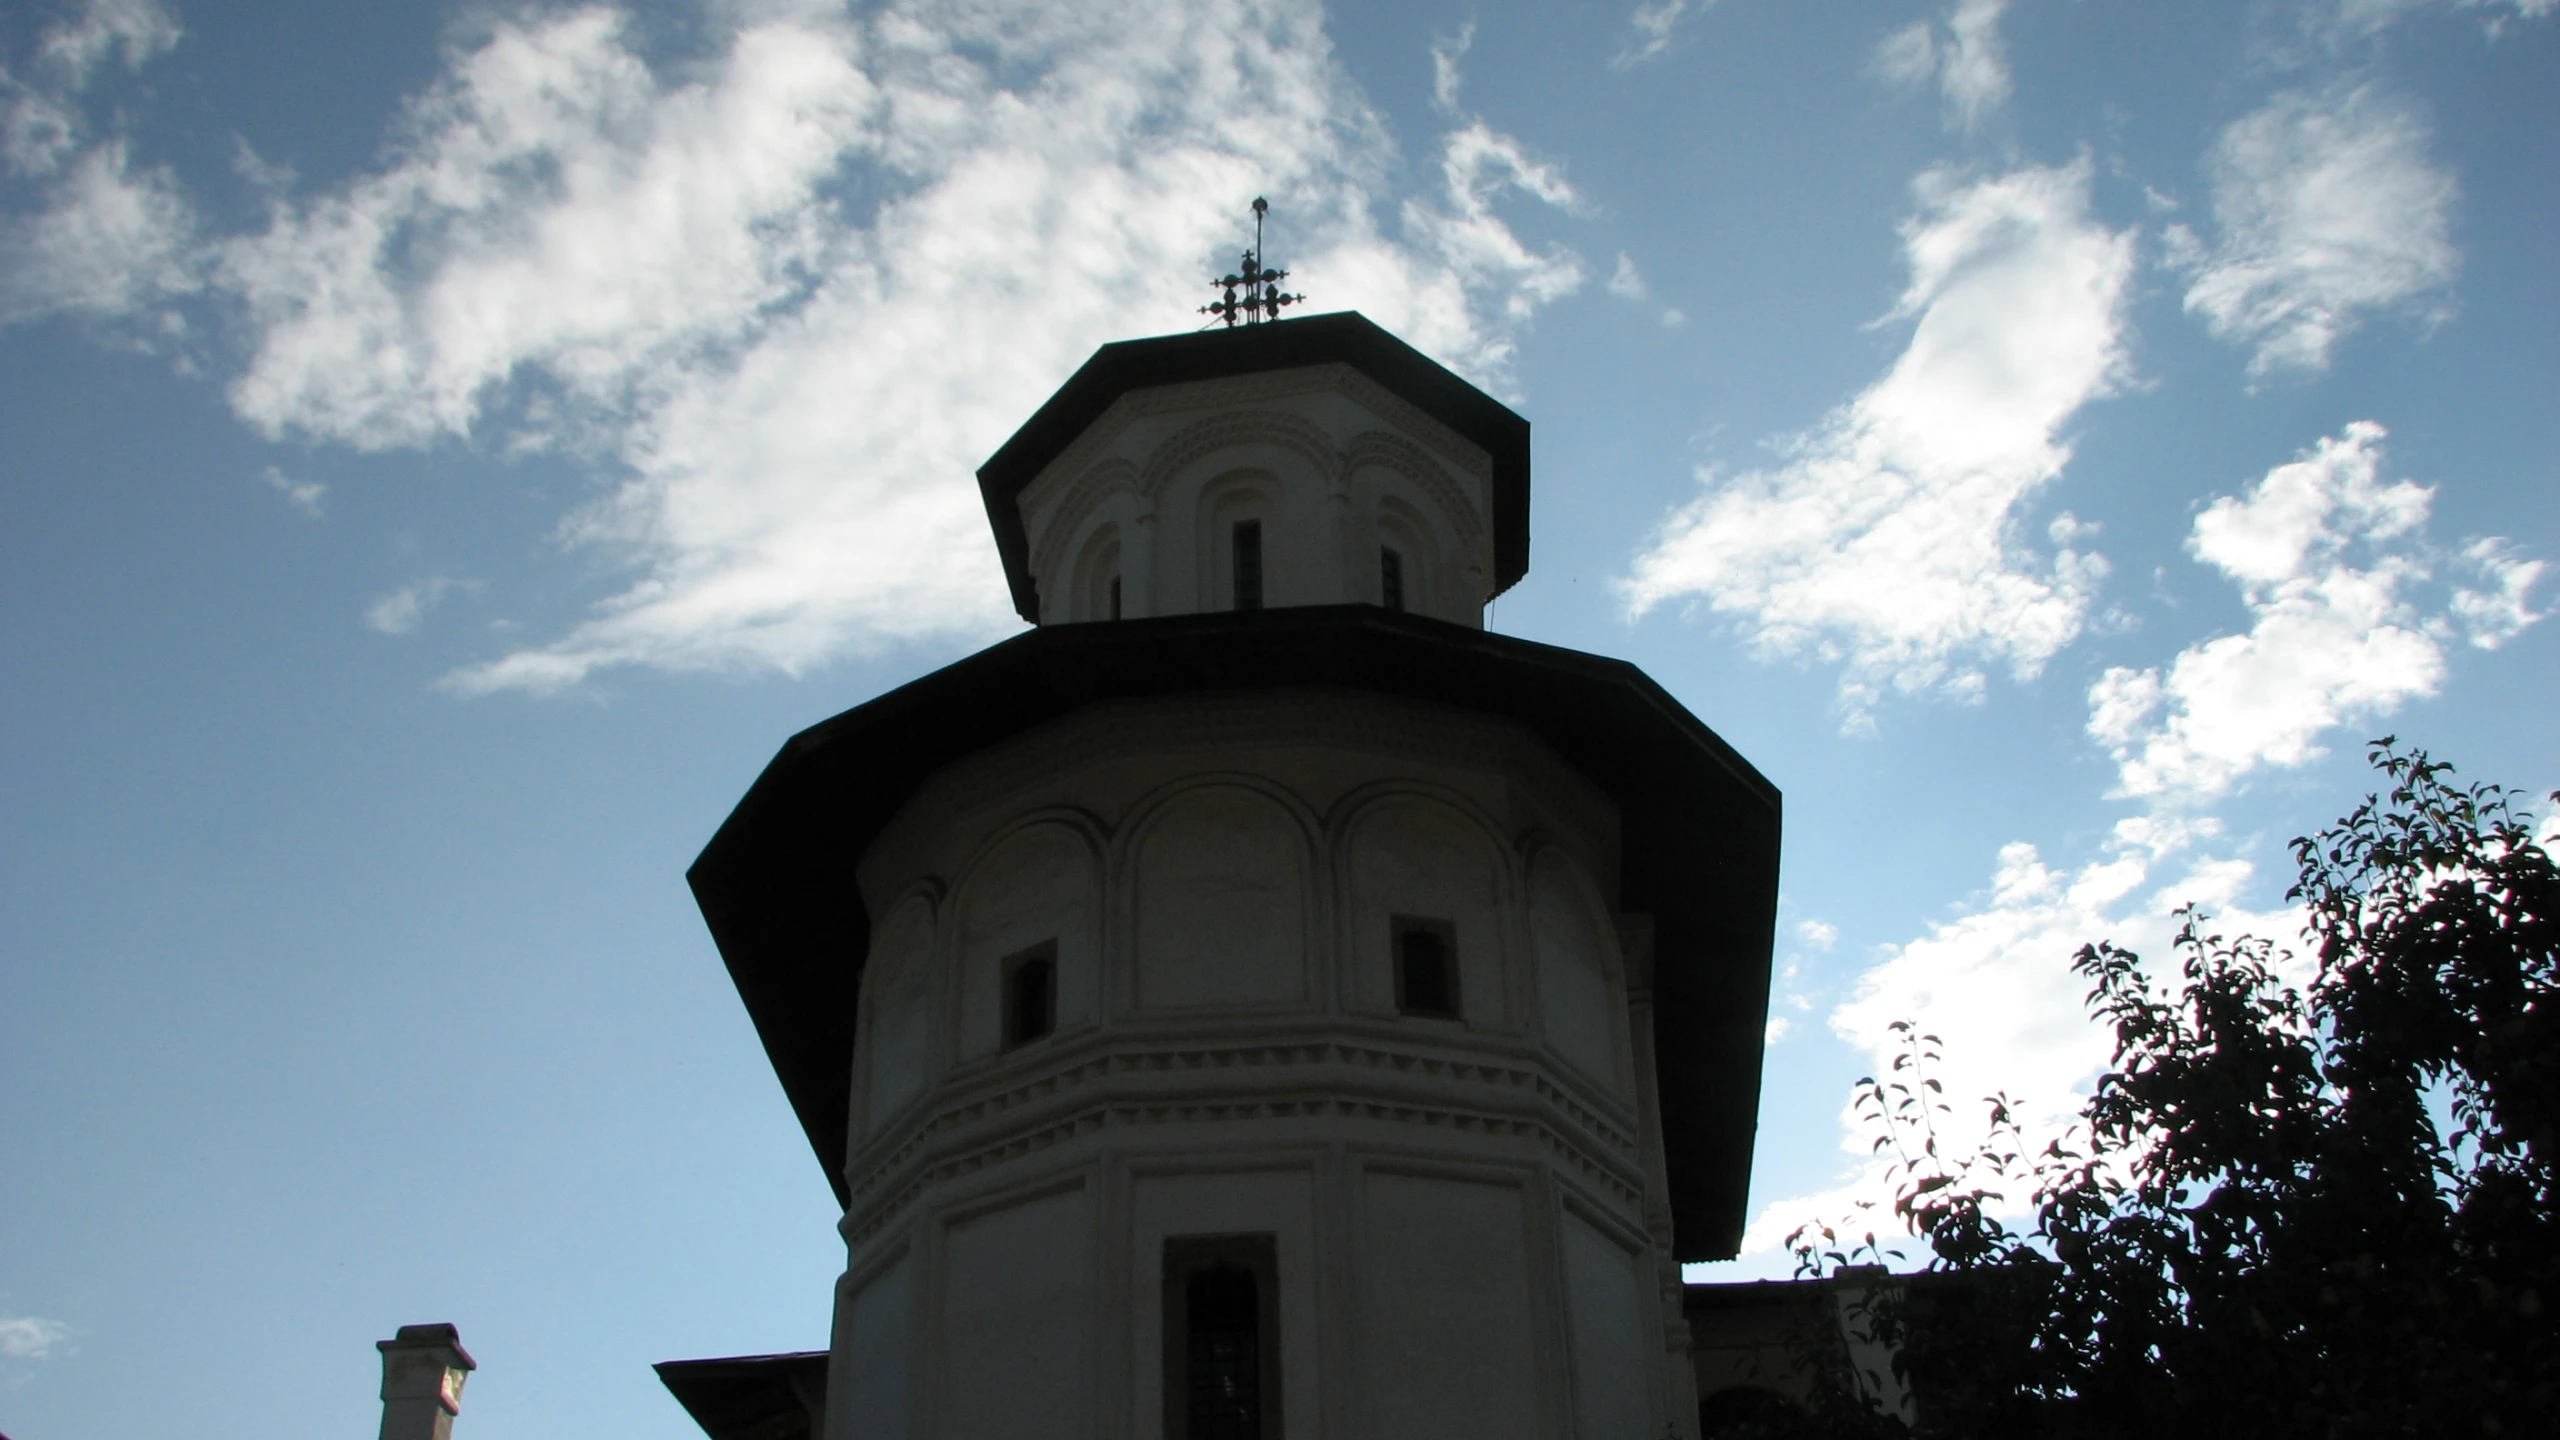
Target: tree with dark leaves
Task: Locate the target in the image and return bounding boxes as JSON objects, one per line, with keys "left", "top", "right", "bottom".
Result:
{"left": 1767, "top": 743, "right": 2557, "bottom": 1439}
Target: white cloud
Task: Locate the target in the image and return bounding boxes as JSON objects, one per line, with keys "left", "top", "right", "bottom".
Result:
{"left": 1431, "top": 22, "right": 1472, "bottom": 112}
{"left": 1871, "top": 0, "right": 2011, "bottom": 133}
{"left": 1795, "top": 918, "right": 1837, "bottom": 950}
{"left": 1610, "top": 0, "right": 1711, "bottom": 71}
{"left": 1747, "top": 418, "right": 2542, "bottom": 1259}
{"left": 1398, "top": 29, "right": 1588, "bottom": 366}
{"left": 1624, "top": 159, "right": 2135, "bottom": 723}
{"left": 0, "top": 1314, "right": 72, "bottom": 1360}
{"left": 262, "top": 465, "right": 325, "bottom": 517}
{"left": 2090, "top": 421, "right": 2542, "bottom": 804}
{"left": 1765, "top": 1016, "right": 1792, "bottom": 1044}
{"left": 1607, "top": 251, "right": 1646, "bottom": 300}
{"left": 1741, "top": 821, "right": 2294, "bottom": 1257}
{"left": 2170, "top": 84, "right": 2458, "bottom": 376}
{"left": 0, "top": 1, "right": 193, "bottom": 322}
{"left": 0, "top": 137, "right": 195, "bottom": 322}
{"left": 2327, "top": 1, "right": 2555, "bottom": 39}
{"left": 1607, "top": 249, "right": 1684, "bottom": 328}
{"left": 34, "top": 0, "right": 180, "bottom": 83}
{"left": 7, "top": 1, "right": 1593, "bottom": 694}
{"left": 365, "top": 576, "right": 473, "bottom": 636}
{"left": 2449, "top": 537, "right": 2547, "bottom": 646}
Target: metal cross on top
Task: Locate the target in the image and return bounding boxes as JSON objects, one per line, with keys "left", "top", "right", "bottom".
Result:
{"left": 1202, "top": 197, "right": 1305, "bottom": 327}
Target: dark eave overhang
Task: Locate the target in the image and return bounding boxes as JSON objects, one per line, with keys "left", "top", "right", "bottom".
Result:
{"left": 687, "top": 605, "right": 1780, "bottom": 1261}
{"left": 654, "top": 1352, "right": 826, "bottom": 1440}
{"left": 976, "top": 312, "right": 1531, "bottom": 623}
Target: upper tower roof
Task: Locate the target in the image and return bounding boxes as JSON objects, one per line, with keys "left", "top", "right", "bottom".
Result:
{"left": 977, "top": 312, "right": 1531, "bottom": 623}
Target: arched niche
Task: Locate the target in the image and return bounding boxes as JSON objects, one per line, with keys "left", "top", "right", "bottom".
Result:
{"left": 1345, "top": 429, "right": 1486, "bottom": 624}
{"left": 952, "top": 820, "right": 1100, "bottom": 1061}
{"left": 860, "top": 892, "right": 940, "bottom": 1136}
{"left": 1373, "top": 496, "right": 1441, "bottom": 617}
{"left": 1195, "top": 471, "right": 1280, "bottom": 612}
{"left": 1526, "top": 847, "right": 1630, "bottom": 1096}
{"left": 1339, "top": 793, "right": 1511, "bottom": 1027}
{"left": 1131, "top": 783, "right": 1312, "bottom": 1011}
{"left": 1066, "top": 524, "right": 1122, "bottom": 623}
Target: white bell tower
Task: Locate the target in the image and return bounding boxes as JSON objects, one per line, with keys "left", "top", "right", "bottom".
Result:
{"left": 688, "top": 299, "right": 1781, "bottom": 1440}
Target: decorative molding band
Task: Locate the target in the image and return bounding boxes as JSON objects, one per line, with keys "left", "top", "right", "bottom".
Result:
{"left": 1022, "top": 364, "right": 1493, "bottom": 517}
{"left": 1026, "top": 457, "right": 1139, "bottom": 586}
{"left": 1343, "top": 427, "right": 1486, "bottom": 543}
{"left": 1136, "top": 408, "right": 1342, "bottom": 501}
{"left": 844, "top": 1088, "right": 1644, "bottom": 1247}
{"left": 843, "top": 1037, "right": 1644, "bottom": 1242}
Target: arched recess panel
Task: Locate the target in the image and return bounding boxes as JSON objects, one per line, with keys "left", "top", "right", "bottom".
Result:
{"left": 1528, "top": 849, "right": 1630, "bottom": 1096}
{"left": 1067, "top": 524, "right": 1121, "bottom": 624}
{"left": 1342, "top": 796, "right": 1510, "bottom": 1026}
{"left": 955, "top": 822, "right": 1099, "bottom": 1061}
{"left": 1134, "top": 785, "right": 1310, "bottom": 1010}
{"left": 1196, "top": 475, "right": 1279, "bottom": 612}
{"left": 861, "top": 894, "right": 938, "bottom": 1135}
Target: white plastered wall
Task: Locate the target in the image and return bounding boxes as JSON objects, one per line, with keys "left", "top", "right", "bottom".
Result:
{"left": 1016, "top": 364, "right": 1497, "bottom": 626}
{"left": 823, "top": 691, "right": 1699, "bottom": 1440}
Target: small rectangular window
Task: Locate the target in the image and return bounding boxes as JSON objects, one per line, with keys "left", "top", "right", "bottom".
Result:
{"left": 1165, "top": 1235, "right": 1281, "bottom": 1440}
{"left": 1003, "top": 942, "right": 1057, "bottom": 1048}
{"left": 1380, "top": 547, "right": 1404, "bottom": 612}
{"left": 1110, "top": 574, "right": 1123, "bottom": 620}
{"left": 1232, "top": 521, "right": 1264, "bottom": 611}
{"left": 1393, "top": 917, "right": 1459, "bottom": 1018}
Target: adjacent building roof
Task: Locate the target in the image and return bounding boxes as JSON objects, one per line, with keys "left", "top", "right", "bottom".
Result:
{"left": 688, "top": 605, "right": 1781, "bottom": 1260}
{"left": 654, "top": 1352, "right": 826, "bottom": 1440}
{"left": 975, "top": 311, "right": 1532, "bottom": 622}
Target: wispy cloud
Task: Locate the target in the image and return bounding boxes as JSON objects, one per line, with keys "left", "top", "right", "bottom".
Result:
{"left": 1606, "top": 251, "right": 1684, "bottom": 327}
{"left": 0, "top": 1313, "right": 73, "bottom": 1360}
{"left": 6, "top": 1, "right": 1595, "bottom": 695}
{"left": 365, "top": 576, "right": 474, "bottom": 636}
{"left": 2324, "top": 0, "right": 2556, "bottom": 40}
{"left": 2090, "top": 421, "right": 2542, "bottom": 803}
{"left": 0, "top": 0, "right": 193, "bottom": 324}
{"left": 1743, "top": 419, "right": 2542, "bottom": 1260}
{"left": 1431, "top": 21, "right": 1473, "bottom": 112}
{"left": 2168, "top": 83, "right": 2458, "bottom": 376}
{"left": 261, "top": 464, "right": 324, "bottom": 517}
{"left": 1624, "top": 159, "right": 2135, "bottom": 725}
{"left": 1742, "top": 819, "right": 2287, "bottom": 1256}
{"left": 1399, "top": 20, "right": 1589, "bottom": 372}
{"left": 1872, "top": 0, "right": 2012, "bottom": 133}
{"left": 1609, "top": 0, "right": 1711, "bottom": 71}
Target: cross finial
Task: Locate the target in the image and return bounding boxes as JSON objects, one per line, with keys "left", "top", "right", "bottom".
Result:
{"left": 1203, "top": 197, "right": 1305, "bottom": 327}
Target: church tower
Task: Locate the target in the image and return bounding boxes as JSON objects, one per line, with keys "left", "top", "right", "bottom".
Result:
{"left": 686, "top": 303, "right": 1780, "bottom": 1440}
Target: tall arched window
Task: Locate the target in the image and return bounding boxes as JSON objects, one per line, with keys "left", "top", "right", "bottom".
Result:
{"left": 1231, "top": 520, "right": 1264, "bottom": 611}
{"left": 1165, "top": 1236, "right": 1280, "bottom": 1440}
{"left": 1003, "top": 943, "right": 1056, "bottom": 1048}
{"left": 1394, "top": 918, "right": 1459, "bottom": 1018}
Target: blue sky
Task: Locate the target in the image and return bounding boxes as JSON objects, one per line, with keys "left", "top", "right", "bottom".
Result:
{"left": 2, "top": 1, "right": 2552, "bottom": 1435}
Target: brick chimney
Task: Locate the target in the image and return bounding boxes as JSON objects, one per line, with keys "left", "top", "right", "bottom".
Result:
{"left": 375, "top": 1324, "right": 475, "bottom": 1440}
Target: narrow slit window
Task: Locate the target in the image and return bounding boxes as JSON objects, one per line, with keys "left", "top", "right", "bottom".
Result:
{"left": 1003, "top": 943, "right": 1056, "bottom": 1048}
{"left": 1380, "top": 546, "right": 1405, "bottom": 612}
{"left": 1110, "top": 575, "right": 1122, "bottom": 620}
{"left": 1232, "top": 521, "right": 1264, "bottom": 611}
{"left": 1394, "top": 919, "right": 1459, "bottom": 1018}
{"left": 1165, "top": 1236, "right": 1280, "bottom": 1440}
